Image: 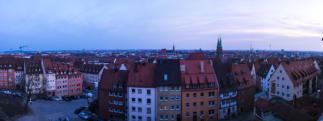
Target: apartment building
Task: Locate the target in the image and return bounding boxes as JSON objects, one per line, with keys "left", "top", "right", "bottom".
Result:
{"left": 99, "top": 69, "right": 129, "bottom": 121}
{"left": 25, "top": 60, "right": 44, "bottom": 94}
{"left": 127, "top": 63, "right": 156, "bottom": 121}
{"left": 232, "top": 64, "right": 255, "bottom": 112}
{"left": 213, "top": 63, "right": 238, "bottom": 119}
{"left": 79, "top": 64, "right": 107, "bottom": 88}
{"left": 0, "top": 60, "right": 16, "bottom": 90}
{"left": 155, "top": 59, "right": 182, "bottom": 121}
{"left": 180, "top": 53, "right": 219, "bottom": 121}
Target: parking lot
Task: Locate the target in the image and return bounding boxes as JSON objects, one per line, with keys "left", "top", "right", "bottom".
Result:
{"left": 17, "top": 99, "right": 88, "bottom": 121}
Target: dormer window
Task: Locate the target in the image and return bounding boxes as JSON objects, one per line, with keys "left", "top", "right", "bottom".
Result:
{"left": 200, "top": 84, "right": 204, "bottom": 89}
{"left": 208, "top": 83, "right": 215, "bottom": 87}
{"left": 164, "top": 74, "right": 168, "bottom": 81}
{"left": 185, "top": 84, "right": 190, "bottom": 89}
{"left": 192, "top": 84, "right": 197, "bottom": 89}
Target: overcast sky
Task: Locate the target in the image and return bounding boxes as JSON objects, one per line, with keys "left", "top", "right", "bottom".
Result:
{"left": 0, "top": 0, "right": 323, "bottom": 51}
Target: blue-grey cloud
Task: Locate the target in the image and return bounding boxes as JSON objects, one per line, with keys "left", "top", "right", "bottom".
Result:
{"left": 0, "top": 0, "right": 322, "bottom": 51}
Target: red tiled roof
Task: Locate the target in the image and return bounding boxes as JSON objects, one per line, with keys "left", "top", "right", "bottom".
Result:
{"left": 180, "top": 57, "right": 218, "bottom": 89}
{"left": 232, "top": 64, "right": 255, "bottom": 90}
{"left": 127, "top": 63, "right": 156, "bottom": 87}
{"left": 281, "top": 59, "right": 319, "bottom": 86}
{"left": 187, "top": 52, "right": 207, "bottom": 60}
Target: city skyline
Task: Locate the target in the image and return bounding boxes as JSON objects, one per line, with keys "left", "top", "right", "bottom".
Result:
{"left": 1, "top": 0, "right": 323, "bottom": 51}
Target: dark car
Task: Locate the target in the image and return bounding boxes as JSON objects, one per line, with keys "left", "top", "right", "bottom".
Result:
{"left": 62, "top": 96, "right": 72, "bottom": 101}
{"left": 74, "top": 106, "right": 87, "bottom": 114}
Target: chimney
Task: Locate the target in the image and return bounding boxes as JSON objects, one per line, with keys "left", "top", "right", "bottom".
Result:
{"left": 201, "top": 61, "right": 204, "bottom": 73}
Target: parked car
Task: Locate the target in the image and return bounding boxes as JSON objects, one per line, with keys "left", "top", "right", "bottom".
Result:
{"left": 79, "top": 111, "right": 89, "bottom": 120}
{"left": 62, "top": 96, "right": 72, "bottom": 101}
{"left": 74, "top": 106, "right": 87, "bottom": 114}
{"left": 50, "top": 97, "right": 62, "bottom": 101}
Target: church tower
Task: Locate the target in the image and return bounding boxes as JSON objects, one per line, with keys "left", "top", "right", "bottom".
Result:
{"left": 216, "top": 36, "right": 223, "bottom": 60}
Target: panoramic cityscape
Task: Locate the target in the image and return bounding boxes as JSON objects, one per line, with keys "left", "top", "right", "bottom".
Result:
{"left": 1, "top": 0, "right": 323, "bottom": 121}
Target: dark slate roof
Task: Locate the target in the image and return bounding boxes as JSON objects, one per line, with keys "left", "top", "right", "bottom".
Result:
{"left": 79, "top": 64, "right": 103, "bottom": 74}
{"left": 155, "top": 59, "right": 181, "bottom": 86}
{"left": 99, "top": 69, "right": 129, "bottom": 89}
{"left": 213, "top": 63, "right": 237, "bottom": 93}
{"left": 256, "top": 64, "right": 272, "bottom": 78}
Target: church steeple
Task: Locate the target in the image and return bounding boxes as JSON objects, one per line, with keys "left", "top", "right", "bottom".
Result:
{"left": 216, "top": 36, "right": 223, "bottom": 61}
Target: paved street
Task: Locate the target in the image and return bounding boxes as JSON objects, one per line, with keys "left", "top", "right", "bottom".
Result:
{"left": 17, "top": 99, "right": 88, "bottom": 121}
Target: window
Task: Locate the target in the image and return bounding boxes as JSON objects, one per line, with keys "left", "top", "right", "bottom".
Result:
{"left": 277, "top": 84, "right": 279, "bottom": 88}
{"left": 170, "top": 96, "right": 175, "bottom": 101}
{"left": 176, "top": 96, "right": 180, "bottom": 100}
{"left": 147, "top": 117, "right": 152, "bottom": 121}
{"left": 176, "top": 105, "right": 180, "bottom": 110}
{"left": 119, "top": 84, "right": 123, "bottom": 88}
{"left": 186, "top": 84, "right": 190, "bottom": 89}
{"left": 200, "top": 92, "right": 204, "bottom": 97}
{"left": 209, "top": 83, "right": 215, "bottom": 87}
{"left": 209, "top": 101, "right": 215, "bottom": 106}
{"left": 165, "top": 86, "right": 168, "bottom": 91}
{"left": 147, "top": 89, "right": 151, "bottom": 95}
{"left": 276, "top": 91, "right": 280, "bottom": 95}
{"left": 280, "top": 70, "right": 282, "bottom": 73}
{"left": 132, "top": 89, "right": 135, "bottom": 93}
{"left": 171, "top": 105, "right": 175, "bottom": 110}
{"left": 200, "top": 101, "right": 204, "bottom": 106}
{"left": 176, "top": 86, "right": 180, "bottom": 91}
{"left": 282, "top": 77, "right": 284, "bottom": 80}
{"left": 209, "top": 92, "right": 215, "bottom": 97}
{"left": 277, "top": 77, "right": 280, "bottom": 80}
{"left": 113, "top": 84, "right": 117, "bottom": 88}
{"left": 193, "top": 102, "right": 197, "bottom": 107}
{"left": 186, "top": 112, "right": 190, "bottom": 117}
{"left": 200, "top": 84, "right": 204, "bottom": 88}
{"left": 209, "top": 110, "right": 215, "bottom": 115}
{"left": 192, "top": 84, "right": 197, "bottom": 89}
{"left": 160, "top": 115, "right": 164, "bottom": 120}
{"left": 282, "top": 92, "right": 285, "bottom": 96}
{"left": 138, "top": 98, "right": 142, "bottom": 103}
{"left": 160, "top": 96, "right": 164, "bottom": 101}
{"left": 138, "top": 89, "right": 142, "bottom": 94}
{"left": 164, "top": 74, "right": 168, "bottom": 80}
{"left": 132, "top": 115, "right": 136, "bottom": 120}
{"left": 147, "top": 99, "right": 151, "bottom": 104}
{"left": 147, "top": 108, "right": 151, "bottom": 114}
{"left": 165, "top": 115, "right": 168, "bottom": 120}
{"left": 165, "top": 96, "right": 168, "bottom": 101}
{"left": 287, "top": 86, "right": 290, "bottom": 89}
{"left": 193, "top": 93, "right": 197, "bottom": 98}
{"left": 186, "top": 103, "right": 190, "bottom": 108}
{"left": 186, "top": 93, "right": 190, "bottom": 98}
{"left": 282, "top": 85, "right": 285, "bottom": 88}
{"left": 132, "top": 98, "right": 136, "bottom": 102}
{"left": 132, "top": 107, "right": 136, "bottom": 112}
{"left": 200, "top": 111, "right": 204, "bottom": 116}
{"left": 170, "top": 86, "right": 175, "bottom": 91}
{"left": 138, "top": 116, "right": 142, "bottom": 120}
{"left": 287, "top": 94, "right": 290, "bottom": 97}
{"left": 138, "top": 107, "right": 142, "bottom": 112}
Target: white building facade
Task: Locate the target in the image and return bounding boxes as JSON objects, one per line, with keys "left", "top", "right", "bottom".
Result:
{"left": 128, "top": 87, "right": 156, "bottom": 121}
{"left": 260, "top": 65, "right": 275, "bottom": 93}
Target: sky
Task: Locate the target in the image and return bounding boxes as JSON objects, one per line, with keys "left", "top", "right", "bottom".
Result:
{"left": 0, "top": 0, "right": 323, "bottom": 51}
